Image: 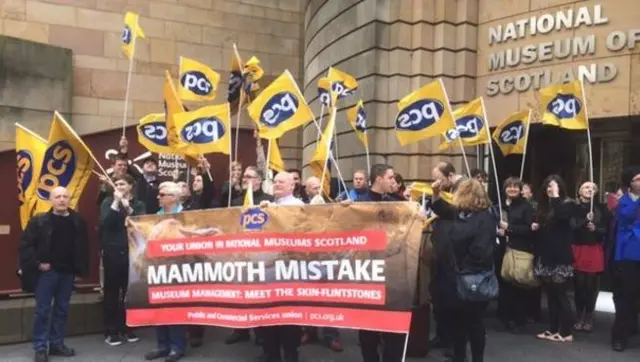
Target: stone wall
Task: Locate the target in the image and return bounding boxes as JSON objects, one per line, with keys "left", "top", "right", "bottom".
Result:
{"left": 0, "top": 36, "right": 72, "bottom": 150}
{"left": 302, "top": 0, "right": 479, "bottom": 183}
{"left": 0, "top": 0, "right": 305, "bottom": 167}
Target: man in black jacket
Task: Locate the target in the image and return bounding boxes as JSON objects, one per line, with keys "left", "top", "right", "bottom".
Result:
{"left": 353, "top": 164, "right": 407, "bottom": 362}
{"left": 100, "top": 175, "right": 146, "bottom": 346}
{"left": 226, "top": 166, "right": 274, "bottom": 348}
{"left": 19, "top": 186, "right": 90, "bottom": 362}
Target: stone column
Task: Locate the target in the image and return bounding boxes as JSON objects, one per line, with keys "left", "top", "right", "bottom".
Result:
{"left": 302, "top": 0, "right": 479, "bottom": 183}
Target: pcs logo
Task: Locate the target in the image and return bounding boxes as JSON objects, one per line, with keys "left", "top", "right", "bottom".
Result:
{"left": 319, "top": 82, "right": 354, "bottom": 106}
{"left": 548, "top": 94, "right": 581, "bottom": 119}
{"left": 456, "top": 116, "right": 484, "bottom": 139}
{"left": 240, "top": 208, "right": 268, "bottom": 231}
{"left": 181, "top": 117, "right": 225, "bottom": 144}
{"left": 355, "top": 108, "right": 367, "bottom": 132}
{"left": 181, "top": 71, "right": 214, "bottom": 96}
{"left": 261, "top": 92, "right": 299, "bottom": 127}
{"left": 396, "top": 99, "right": 445, "bottom": 131}
{"left": 228, "top": 71, "right": 243, "bottom": 100}
{"left": 36, "top": 141, "right": 76, "bottom": 200}
{"left": 16, "top": 150, "right": 34, "bottom": 205}
{"left": 499, "top": 121, "right": 524, "bottom": 145}
{"left": 141, "top": 122, "right": 169, "bottom": 146}
{"left": 121, "top": 25, "right": 132, "bottom": 44}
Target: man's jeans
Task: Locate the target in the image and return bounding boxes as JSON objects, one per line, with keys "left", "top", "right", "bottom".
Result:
{"left": 33, "top": 270, "right": 75, "bottom": 351}
{"left": 156, "top": 326, "right": 187, "bottom": 353}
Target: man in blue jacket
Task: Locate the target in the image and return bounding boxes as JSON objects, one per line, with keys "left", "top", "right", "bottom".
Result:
{"left": 611, "top": 167, "right": 640, "bottom": 352}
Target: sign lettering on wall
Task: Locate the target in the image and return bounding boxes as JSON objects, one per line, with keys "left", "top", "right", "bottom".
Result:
{"left": 485, "top": 4, "right": 640, "bottom": 96}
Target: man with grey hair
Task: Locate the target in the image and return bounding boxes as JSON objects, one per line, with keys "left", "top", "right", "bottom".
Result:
{"left": 144, "top": 181, "right": 186, "bottom": 362}
{"left": 19, "top": 187, "right": 89, "bottom": 362}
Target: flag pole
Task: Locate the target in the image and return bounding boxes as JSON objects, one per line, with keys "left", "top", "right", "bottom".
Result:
{"left": 311, "top": 112, "right": 350, "bottom": 199}
{"left": 440, "top": 79, "right": 471, "bottom": 177}
{"left": 265, "top": 139, "right": 272, "bottom": 181}
{"left": 579, "top": 79, "right": 594, "bottom": 214}
{"left": 121, "top": 36, "right": 136, "bottom": 137}
{"left": 365, "top": 141, "right": 371, "bottom": 176}
{"left": 315, "top": 103, "right": 325, "bottom": 144}
{"left": 233, "top": 43, "right": 244, "bottom": 163}
{"left": 479, "top": 98, "right": 503, "bottom": 219}
{"left": 519, "top": 109, "right": 533, "bottom": 180}
{"left": 227, "top": 130, "right": 234, "bottom": 207}
{"left": 401, "top": 333, "right": 409, "bottom": 362}
{"left": 319, "top": 107, "right": 336, "bottom": 199}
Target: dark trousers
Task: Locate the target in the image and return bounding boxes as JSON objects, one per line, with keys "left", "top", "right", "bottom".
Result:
{"left": 527, "top": 287, "right": 542, "bottom": 321}
{"left": 450, "top": 301, "right": 488, "bottom": 362}
{"left": 262, "top": 325, "right": 301, "bottom": 361}
{"left": 103, "top": 249, "right": 129, "bottom": 336}
{"left": 502, "top": 282, "right": 529, "bottom": 326}
{"left": 544, "top": 280, "right": 574, "bottom": 337}
{"left": 156, "top": 326, "right": 186, "bottom": 354}
{"left": 32, "top": 270, "right": 75, "bottom": 351}
{"left": 574, "top": 271, "right": 600, "bottom": 316}
{"left": 612, "top": 261, "right": 640, "bottom": 343}
{"left": 358, "top": 330, "right": 406, "bottom": 362}
{"left": 188, "top": 326, "right": 205, "bottom": 342}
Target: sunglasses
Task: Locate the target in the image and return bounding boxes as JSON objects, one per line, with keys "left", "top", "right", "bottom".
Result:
{"left": 158, "top": 193, "right": 173, "bottom": 197}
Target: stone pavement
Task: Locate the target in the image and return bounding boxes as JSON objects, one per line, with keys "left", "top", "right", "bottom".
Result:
{"left": 0, "top": 312, "right": 639, "bottom": 362}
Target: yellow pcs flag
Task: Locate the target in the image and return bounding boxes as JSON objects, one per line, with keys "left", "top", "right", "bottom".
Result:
{"left": 228, "top": 45, "right": 244, "bottom": 107}
{"left": 492, "top": 110, "right": 531, "bottom": 156}
{"left": 268, "top": 140, "right": 285, "bottom": 173}
{"left": 539, "top": 80, "right": 588, "bottom": 130}
{"left": 243, "top": 185, "right": 254, "bottom": 207}
{"left": 247, "top": 70, "right": 315, "bottom": 140}
{"left": 33, "top": 112, "right": 96, "bottom": 214}
{"left": 244, "top": 56, "right": 264, "bottom": 84}
{"left": 395, "top": 79, "right": 456, "bottom": 146}
{"left": 173, "top": 103, "right": 231, "bottom": 155}
{"left": 178, "top": 57, "right": 220, "bottom": 102}
{"left": 137, "top": 113, "right": 173, "bottom": 154}
{"left": 16, "top": 124, "right": 47, "bottom": 229}
{"left": 318, "top": 67, "right": 358, "bottom": 107}
{"left": 409, "top": 182, "right": 453, "bottom": 204}
{"left": 439, "top": 97, "right": 490, "bottom": 151}
{"left": 121, "top": 11, "right": 145, "bottom": 60}
{"left": 346, "top": 100, "right": 368, "bottom": 148}
{"left": 308, "top": 108, "right": 336, "bottom": 197}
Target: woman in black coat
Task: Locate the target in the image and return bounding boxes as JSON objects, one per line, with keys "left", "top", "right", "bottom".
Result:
{"left": 497, "top": 177, "right": 535, "bottom": 332}
{"left": 533, "top": 175, "right": 576, "bottom": 343}
{"left": 432, "top": 178, "right": 496, "bottom": 362}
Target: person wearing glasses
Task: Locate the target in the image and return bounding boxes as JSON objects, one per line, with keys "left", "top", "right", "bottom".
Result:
{"left": 225, "top": 166, "right": 274, "bottom": 348}
{"left": 144, "top": 182, "right": 186, "bottom": 362}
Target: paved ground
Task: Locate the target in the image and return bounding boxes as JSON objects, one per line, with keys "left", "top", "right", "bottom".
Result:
{"left": 1, "top": 310, "right": 639, "bottom": 362}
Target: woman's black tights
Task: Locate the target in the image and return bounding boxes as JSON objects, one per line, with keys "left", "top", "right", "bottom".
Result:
{"left": 574, "top": 272, "right": 600, "bottom": 316}
{"left": 450, "top": 301, "right": 488, "bottom": 362}
{"left": 544, "top": 280, "right": 574, "bottom": 337}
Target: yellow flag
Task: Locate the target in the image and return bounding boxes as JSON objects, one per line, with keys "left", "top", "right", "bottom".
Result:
{"left": 136, "top": 113, "right": 172, "bottom": 154}
{"left": 539, "top": 80, "right": 588, "bottom": 130}
{"left": 121, "top": 11, "right": 145, "bottom": 60}
{"left": 395, "top": 79, "right": 456, "bottom": 146}
{"left": 318, "top": 67, "right": 357, "bottom": 107}
{"left": 309, "top": 108, "right": 336, "bottom": 197}
{"left": 163, "top": 71, "right": 200, "bottom": 165}
{"left": 228, "top": 45, "right": 244, "bottom": 107}
{"left": 346, "top": 100, "right": 368, "bottom": 148}
{"left": 33, "top": 112, "right": 96, "bottom": 214}
{"left": 439, "top": 97, "right": 490, "bottom": 151}
{"left": 16, "top": 124, "right": 47, "bottom": 229}
{"left": 492, "top": 110, "right": 531, "bottom": 156}
{"left": 243, "top": 185, "right": 254, "bottom": 207}
{"left": 268, "top": 140, "right": 285, "bottom": 173}
{"left": 178, "top": 57, "right": 220, "bottom": 102}
{"left": 173, "top": 103, "right": 231, "bottom": 155}
{"left": 409, "top": 182, "right": 453, "bottom": 204}
{"left": 244, "top": 56, "right": 264, "bottom": 83}
{"left": 247, "top": 70, "right": 315, "bottom": 140}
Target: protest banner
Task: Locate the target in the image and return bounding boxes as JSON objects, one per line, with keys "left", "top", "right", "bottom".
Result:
{"left": 126, "top": 202, "right": 423, "bottom": 333}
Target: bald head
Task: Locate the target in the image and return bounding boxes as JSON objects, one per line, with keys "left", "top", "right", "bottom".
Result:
{"left": 305, "top": 176, "right": 321, "bottom": 198}
{"left": 273, "top": 172, "right": 295, "bottom": 199}
{"left": 50, "top": 186, "right": 70, "bottom": 214}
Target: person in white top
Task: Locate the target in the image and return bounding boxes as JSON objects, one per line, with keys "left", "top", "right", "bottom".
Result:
{"left": 262, "top": 172, "right": 304, "bottom": 206}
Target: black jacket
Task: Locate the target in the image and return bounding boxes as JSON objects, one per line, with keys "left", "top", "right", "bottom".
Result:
{"left": 572, "top": 200, "right": 606, "bottom": 246}
{"left": 130, "top": 168, "right": 160, "bottom": 214}
{"left": 503, "top": 197, "right": 535, "bottom": 253}
{"left": 231, "top": 189, "right": 274, "bottom": 206}
{"left": 354, "top": 189, "right": 392, "bottom": 202}
{"left": 534, "top": 197, "right": 575, "bottom": 268}
{"left": 18, "top": 210, "right": 90, "bottom": 292}
{"left": 100, "top": 197, "right": 146, "bottom": 250}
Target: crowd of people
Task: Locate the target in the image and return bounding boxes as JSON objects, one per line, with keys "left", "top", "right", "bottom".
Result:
{"left": 16, "top": 132, "right": 640, "bottom": 362}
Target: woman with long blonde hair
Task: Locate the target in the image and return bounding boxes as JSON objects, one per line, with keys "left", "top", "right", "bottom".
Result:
{"left": 432, "top": 178, "right": 497, "bottom": 362}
